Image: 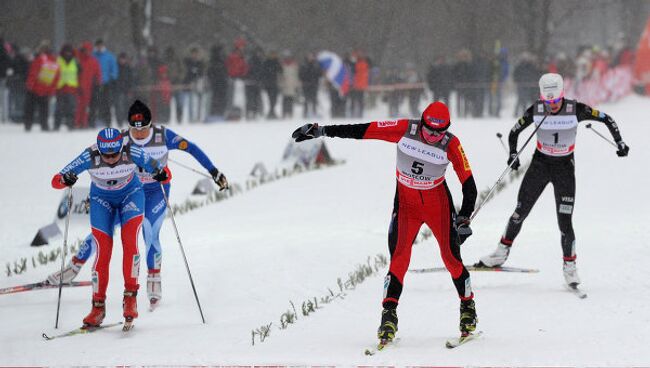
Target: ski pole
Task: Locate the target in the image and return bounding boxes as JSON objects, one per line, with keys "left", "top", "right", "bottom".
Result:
{"left": 495, "top": 132, "right": 508, "bottom": 153}
{"left": 159, "top": 183, "right": 206, "bottom": 324}
{"left": 55, "top": 187, "right": 73, "bottom": 329}
{"left": 585, "top": 123, "right": 617, "bottom": 148}
{"left": 168, "top": 158, "right": 212, "bottom": 179}
{"left": 470, "top": 114, "right": 548, "bottom": 222}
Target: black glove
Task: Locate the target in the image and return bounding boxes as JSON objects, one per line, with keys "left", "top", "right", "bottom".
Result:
{"left": 507, "top": 153, "right": 520, "bottom": 170}
{"left": 616, "top": 141, "right": 629, "bottom": 157}
{"left": 455, "top": 215, "right": 473, "bottom": 245}
{"left": 209, "top": 168, "right": 229, "bottom": 191}
{"left": 153, "top": 169, "right": 169, "bottom": 182}
{"left": 62, "top": 172, "right": 78, "bottom": 187}
{"left": 292, "top": 123, "right": 325, "bottom": 142}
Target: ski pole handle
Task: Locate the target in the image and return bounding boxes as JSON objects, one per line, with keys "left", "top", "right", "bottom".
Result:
{"left": 496, "top": 132, "right": 508, "bottom": 154}
{"left": 585, "top": 123, "right": 617, "bottom": 148}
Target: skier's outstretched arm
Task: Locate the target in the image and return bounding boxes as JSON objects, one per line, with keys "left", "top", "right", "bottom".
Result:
{"left": 576, "top": 103, "right": 629, "bottom": 156}
{"left": 165, "top": 128, "right": 218, "bottom": 172}
{"left": 51, "top": 148, "right": 93, "bottom": 189}
{"left": 164, "top": 128, "right": 229, "bottom": 190}
{"left": 507, "top": 105, "right": 535, "bottom": 170}
{"left": 129, "top": 145, "right": 174, "bottom": 183}
{"left": 292, "top": 120, "right": 411, "bottom": 143}
{"left": 130, "top": 145, "right": 162, "bottom": 174}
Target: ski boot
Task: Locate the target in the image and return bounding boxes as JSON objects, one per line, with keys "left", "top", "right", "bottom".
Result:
{"left": 82, "top": 299, "right": 106, "bottom": 327}
{"left": 122, "top": 290, "right": 138, "bottom": 331}
{"left": 46, "top": 257, "right": 85, "bottom": 285}
{"left": 477, "top": 240, "right": 511, "bottom": 267}
{"left": 147, "top": 270, "right": 162, "bottom": 311}
{"left": 377, "top": 308, "right": 398, "bottom": 343}
{"left": 459, "top": 299, "right": 477, "bottom": 336}
{"left": 563, "top": 260, "right": 581, "bottom": 287}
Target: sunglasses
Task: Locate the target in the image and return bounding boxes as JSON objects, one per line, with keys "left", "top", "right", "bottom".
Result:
{"left": 422, "top": 124, "right": 446, "bottom": 136}
{"left": 543, "top": 96, "right": 562, "bottom": 104}
{"left": 130, "top": 125, "right": 150, "bottom": 131}
{"left": 101, "top": 151, "right": 121, "bottom": 159}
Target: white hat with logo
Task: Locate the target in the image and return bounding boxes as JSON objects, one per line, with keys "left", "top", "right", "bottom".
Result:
{"left": 539, "top": 73, "right": 564, "bottom": 101}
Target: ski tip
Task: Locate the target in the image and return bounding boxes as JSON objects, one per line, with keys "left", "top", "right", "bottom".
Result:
{"left": 42, "top": 333, "right": 52, "bottom": 340}
{"left": 445, "top": 330, "right": 483, "bottom": 349}
{"left": 122, "top": 320, "right": 135, "bottom": 332}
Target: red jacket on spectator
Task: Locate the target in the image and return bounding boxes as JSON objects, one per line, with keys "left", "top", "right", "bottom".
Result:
{"left": 226, "top": 49, "right": 248, "bottom": 78}
{"left": 26, "top": 52, "right": 60, "bottom": 96}
{"left": 353, "top": 57, "right": 369, "bottom": 90}
{"left": 76, "top": 42, "right": 102, "bottom": 94}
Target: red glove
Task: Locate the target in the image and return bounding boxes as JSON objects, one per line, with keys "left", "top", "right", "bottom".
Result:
{"left": 51, "top": 173, "right": 66, "bottom": 189}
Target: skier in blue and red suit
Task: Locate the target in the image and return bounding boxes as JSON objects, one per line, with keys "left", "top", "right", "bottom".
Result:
{"left": 51, "top": 127, "right": 164, "bottom": 327}
{"left": 47, "top": 100, "right": 229, "bottom": 310}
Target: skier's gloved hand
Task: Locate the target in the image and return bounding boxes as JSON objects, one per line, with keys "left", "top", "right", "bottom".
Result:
{"left": 153, "top": 168, "right": 169, "bottom": 182}
{"left": 507, "top": 153, "right": 520, "bottom": 170}
{"left": 455, "top": 215, "right": 473, "bottom": 245}
{"left": 62, "top": 172, "right": 78, "bottom": 187}
{"left": 616, "top": 141, "right": 629, "bottom": 157}
{"left": 210, "top": 168, "right": 229, "bottom": 191}
{"left": 292, "top": 123, "right": 324, "bottom": 142}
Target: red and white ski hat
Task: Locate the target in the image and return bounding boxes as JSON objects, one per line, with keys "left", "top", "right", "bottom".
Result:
{"left": 421, "top": 101, "right": 451, "bottom": 131}
{"left": 539, "top": 73, "right": 564, "bottom": 101}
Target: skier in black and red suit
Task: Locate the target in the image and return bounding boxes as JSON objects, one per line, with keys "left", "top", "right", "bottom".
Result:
{"left": 292, "top": 101, "right": 478, "bottom": 342}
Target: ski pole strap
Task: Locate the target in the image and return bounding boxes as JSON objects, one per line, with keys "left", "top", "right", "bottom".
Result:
{"left": 585, "top": 123, "right": 617, "bottom": 148}
{"left": 469, "top": 113, "right": 548, "bottom": 222}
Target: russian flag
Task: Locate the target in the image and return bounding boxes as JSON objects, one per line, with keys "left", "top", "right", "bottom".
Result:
{"left": 317, "top": 51, "right": 351, "bottom": 97}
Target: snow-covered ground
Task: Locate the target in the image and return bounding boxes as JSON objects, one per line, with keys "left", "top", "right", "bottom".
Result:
{"left": 0, "top": 95, "right": 648, "bottom": 366}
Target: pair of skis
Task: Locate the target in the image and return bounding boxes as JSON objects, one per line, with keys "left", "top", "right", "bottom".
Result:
{"left": 0, "top": 280, "right": 92, "bottom": 295}
{"left": 409, "top": 264, "right": 539, "bottom": 274}
{"left": 42, "top": 322, "right": 125, "bottom": 340}
{"left": 42, "top": 318, "right": 136, "bottom": 340}
{"left": 411, "top": 264, "right": 588, "bottom": 298}
{"left": 364, "top": 331, "right": 483, "bottom": 355}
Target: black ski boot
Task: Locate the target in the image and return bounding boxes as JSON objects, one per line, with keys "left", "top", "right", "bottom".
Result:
{"left": 459, "top": 299, "right": 477, "bottom": 336}
{"left": 377, "top": 308, "right": 398, "bottom": 342}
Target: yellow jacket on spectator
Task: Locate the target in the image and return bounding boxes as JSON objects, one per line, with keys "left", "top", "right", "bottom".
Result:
{"left": 57, "top": 56, "right": 79, "bottom": 93}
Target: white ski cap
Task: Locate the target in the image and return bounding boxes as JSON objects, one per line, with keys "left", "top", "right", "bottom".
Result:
{"left": 539, "top": 73, "right": 564, "bottom": 101}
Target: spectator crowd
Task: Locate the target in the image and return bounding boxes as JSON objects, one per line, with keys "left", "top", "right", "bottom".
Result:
{"left": 0, "top": 32, "right": 637, "bottom": 132}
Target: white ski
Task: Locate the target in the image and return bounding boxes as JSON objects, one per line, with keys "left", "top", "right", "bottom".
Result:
{"left": 566, "top": 283, "right": 587, "bottom": 299}
{"left": 445, "top": 331, "right": 483, "bottom": 349}
{"left": 364, "top": 338, "right": 401, "bottom": 356}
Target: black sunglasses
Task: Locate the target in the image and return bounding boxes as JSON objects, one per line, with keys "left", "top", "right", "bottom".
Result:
{"left": 101, "top": 152, "right": 120, "bottom": 159}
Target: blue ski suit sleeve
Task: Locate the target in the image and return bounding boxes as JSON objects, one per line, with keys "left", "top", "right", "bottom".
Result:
{"left": 130, "top": 145, "right": 162, "bottom": 174}
{"left": 165, "top": 128, "right": 217, "bottom": 172}
{"left": 59, "top": 148, "right": 92, "bottom": 175}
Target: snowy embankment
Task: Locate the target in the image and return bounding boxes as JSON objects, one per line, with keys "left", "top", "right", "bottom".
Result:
{"left": 0, "top": 95, "right": 648, "bottom": 366}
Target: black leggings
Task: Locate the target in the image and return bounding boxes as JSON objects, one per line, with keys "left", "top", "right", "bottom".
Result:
{"left": 504, "top": 152, "right": 576, "bottom": 260}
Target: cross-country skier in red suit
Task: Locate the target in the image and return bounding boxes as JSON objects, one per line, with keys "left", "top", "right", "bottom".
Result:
{"left": 292, "top": 101, "right": 478, "bottom": 343}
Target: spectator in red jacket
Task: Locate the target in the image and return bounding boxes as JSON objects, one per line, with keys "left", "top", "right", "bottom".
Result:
{"left": 225, "top": 40, "right": 249, "bottom": 114}
{"left": 24, "top": 40, "right": 60, "bottom": 131}
{"left": 75, "top": 41, "right": 102, "bottom": 129}
{"left": 350, "top": 51, "right": 370, "bottom": 118}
